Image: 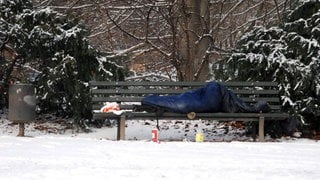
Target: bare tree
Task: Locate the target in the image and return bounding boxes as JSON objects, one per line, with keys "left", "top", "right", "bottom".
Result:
{"left": 33, "top": 0, "right": 292, "bottom": 81}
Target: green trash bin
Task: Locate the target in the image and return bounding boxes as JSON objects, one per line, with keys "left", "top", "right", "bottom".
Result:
{"left": 8, "top": 84, "right": 36, "bottom": 123}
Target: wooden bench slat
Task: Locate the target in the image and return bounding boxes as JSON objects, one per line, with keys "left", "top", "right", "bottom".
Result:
{"left": 90, "top": 81, "right": 205, "bottom": 86}
{"left": 89, "top": 81, "right": 278, "bottom": 87}
{"left": 92, "top": 97, "right": 143, "bottom": 102}
{"left": 93, "top": 112, "right": 288, "bottom": 120}
{"left": 92, "top": 104, "right": 282, "bottom": 112}
{"left": 91, "top": 89, "right": 279, "bottom": 95}
{"left": 91, "top": 96, "right": 280, "bottom": 103}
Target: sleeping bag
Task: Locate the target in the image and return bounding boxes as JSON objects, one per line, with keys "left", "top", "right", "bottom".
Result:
{"left": 141, "top": 82, "right": 270, "bottom": 114}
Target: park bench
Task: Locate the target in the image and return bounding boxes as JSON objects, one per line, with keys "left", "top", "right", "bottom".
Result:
{"left": 89, "top": 81, "right": 289, "bottom": 141}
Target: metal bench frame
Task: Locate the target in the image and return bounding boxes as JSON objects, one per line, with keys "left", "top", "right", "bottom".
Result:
{"left": 89, "top": 81, "right": 289, "bottom": 141}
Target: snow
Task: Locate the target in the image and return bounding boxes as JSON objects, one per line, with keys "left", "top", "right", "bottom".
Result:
{"left": 1, "top": 112, "right": 320, "bottom": 180}
{"left": 0, "top": 136, "right": 319, "bottom": 180}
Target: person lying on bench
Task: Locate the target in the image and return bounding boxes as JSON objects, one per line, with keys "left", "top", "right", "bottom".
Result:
{"left": 137, "top": 81, "right": 271, "bottom": 114}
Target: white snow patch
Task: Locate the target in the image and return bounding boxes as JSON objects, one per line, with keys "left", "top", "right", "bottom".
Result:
{"left": 0, "top": 135, "right": 319, "bottom": 180}
{"left": 1, "top": 112, "right": 319, "bottom": 180}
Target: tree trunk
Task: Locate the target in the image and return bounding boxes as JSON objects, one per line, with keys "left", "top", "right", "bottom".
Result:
{"left": 178, "top": 0, "right": 211, "bottom": 81}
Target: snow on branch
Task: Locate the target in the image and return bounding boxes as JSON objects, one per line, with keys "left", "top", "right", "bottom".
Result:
{"left": 145, "top": 40, "right": 171, "bottom": 58}
{"left": 101, "top": 3, "right": 172, "bottom": 10}
{"left": 106, "top": 42, "right": 146, "bottom": 58}
{"left": 49, "top": 2, "right": 171, "bottom": 11}
{"left": 49, "top": 4, "right": 94, "bottom": 10}
{"left": 46, "top": 3, "right": 93, "bottom": 10}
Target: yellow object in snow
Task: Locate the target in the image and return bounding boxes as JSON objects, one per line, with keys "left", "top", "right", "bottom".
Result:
{"left": 195, "top": 133, "right": 204, "bottom": 142}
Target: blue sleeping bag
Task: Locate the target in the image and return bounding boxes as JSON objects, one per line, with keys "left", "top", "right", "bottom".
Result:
{"left": 141, "top": 82, "right": 270, "bottom": 113}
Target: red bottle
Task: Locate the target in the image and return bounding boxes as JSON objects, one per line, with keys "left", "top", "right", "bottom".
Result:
{"left": 152, "top": 129, "right": 158, "bottom": 142}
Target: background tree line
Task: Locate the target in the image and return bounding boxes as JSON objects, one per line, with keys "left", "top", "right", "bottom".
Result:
{"left": 34, "top": 0, "right": 293, "bottom": 81}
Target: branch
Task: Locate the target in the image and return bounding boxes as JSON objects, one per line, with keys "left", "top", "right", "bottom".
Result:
{"left": 101, "top": 3, "right": 172, "bottom": 10}
{"left": 34, "top": 0, "right": 53, "bottom": 9}
{"left": 230, "top": 0, "right": 287, "bottom": 35}
{"left": 0, "top": 35, "right": 9, "bottom": 50}
{"left": 273, "top": 0, "right": 282, "bottom": 22}
{"left": 212, "top": 0, "right": 246, "bottom": 32}
{"left": 106, "top": 42, "right": 146, "bottom": 58}
{"left": 49, "top": 2, "right": 172, "bottom": 11}
{"left": 89, "top": 10, "right": 134, "bottom": 38}
{"left": 145, "top": 39, "right": 171, "bottom": 58}
{"left": 193, "top": 47, "right": 211, "bottom": 81}
{"left": 49, "top": 4, "right": 94, "bottom": 10}
{"left": 106, "top": 9, "right": 144, "bottom": 41}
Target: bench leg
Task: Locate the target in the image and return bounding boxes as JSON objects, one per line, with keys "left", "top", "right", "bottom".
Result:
{"left": 252, "top": 122, "right": 257, "bottom": 142}
{"left": 117, "top": 115, "right": 126, "bottom": 140}
{"left": 258, "top": 116, "right": 265, "bottom": 142}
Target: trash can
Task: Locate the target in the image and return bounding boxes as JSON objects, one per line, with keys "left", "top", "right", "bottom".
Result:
{"left": 8, "top": 84, "right": 36, "bottom": 123}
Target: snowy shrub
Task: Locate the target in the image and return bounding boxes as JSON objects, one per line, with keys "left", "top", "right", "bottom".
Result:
{"left": 213, "top": 0, "right": 320, "bottom": 130}
{"left": 0, "top": 0, "right": 125, "bottom": 128}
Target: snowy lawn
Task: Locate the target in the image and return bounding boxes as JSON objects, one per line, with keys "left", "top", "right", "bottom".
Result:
{"left": 1, "top": 113, "right": 319, "bottom": 180}
{"left": 0, "top": 136, "right": 319, "bottom": 180}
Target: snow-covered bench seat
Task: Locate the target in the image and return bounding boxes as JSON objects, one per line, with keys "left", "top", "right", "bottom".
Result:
{"left": 89, "top": 81, "right": 289, "bottom": 141}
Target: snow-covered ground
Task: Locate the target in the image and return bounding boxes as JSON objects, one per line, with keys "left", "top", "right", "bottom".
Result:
{"left": 1, "top": 112, "right": 320, "bottom": 180}
{"left": 1, "top": 112, "right": 250, "bottom": 142}
{"left": 1, "top": 136, "right": 320, "bottom": 180}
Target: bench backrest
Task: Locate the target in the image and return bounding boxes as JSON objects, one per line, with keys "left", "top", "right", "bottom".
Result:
{"left": 89, "top": 81, "right": 283, "bottom": 113}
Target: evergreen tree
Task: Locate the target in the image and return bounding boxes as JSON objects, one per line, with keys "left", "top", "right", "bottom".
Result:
{"left": 0, "top": 0, "right": 125, "bottom": 128}
{"left": 213, "top": 0, "right": 320, "bottom": 132}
